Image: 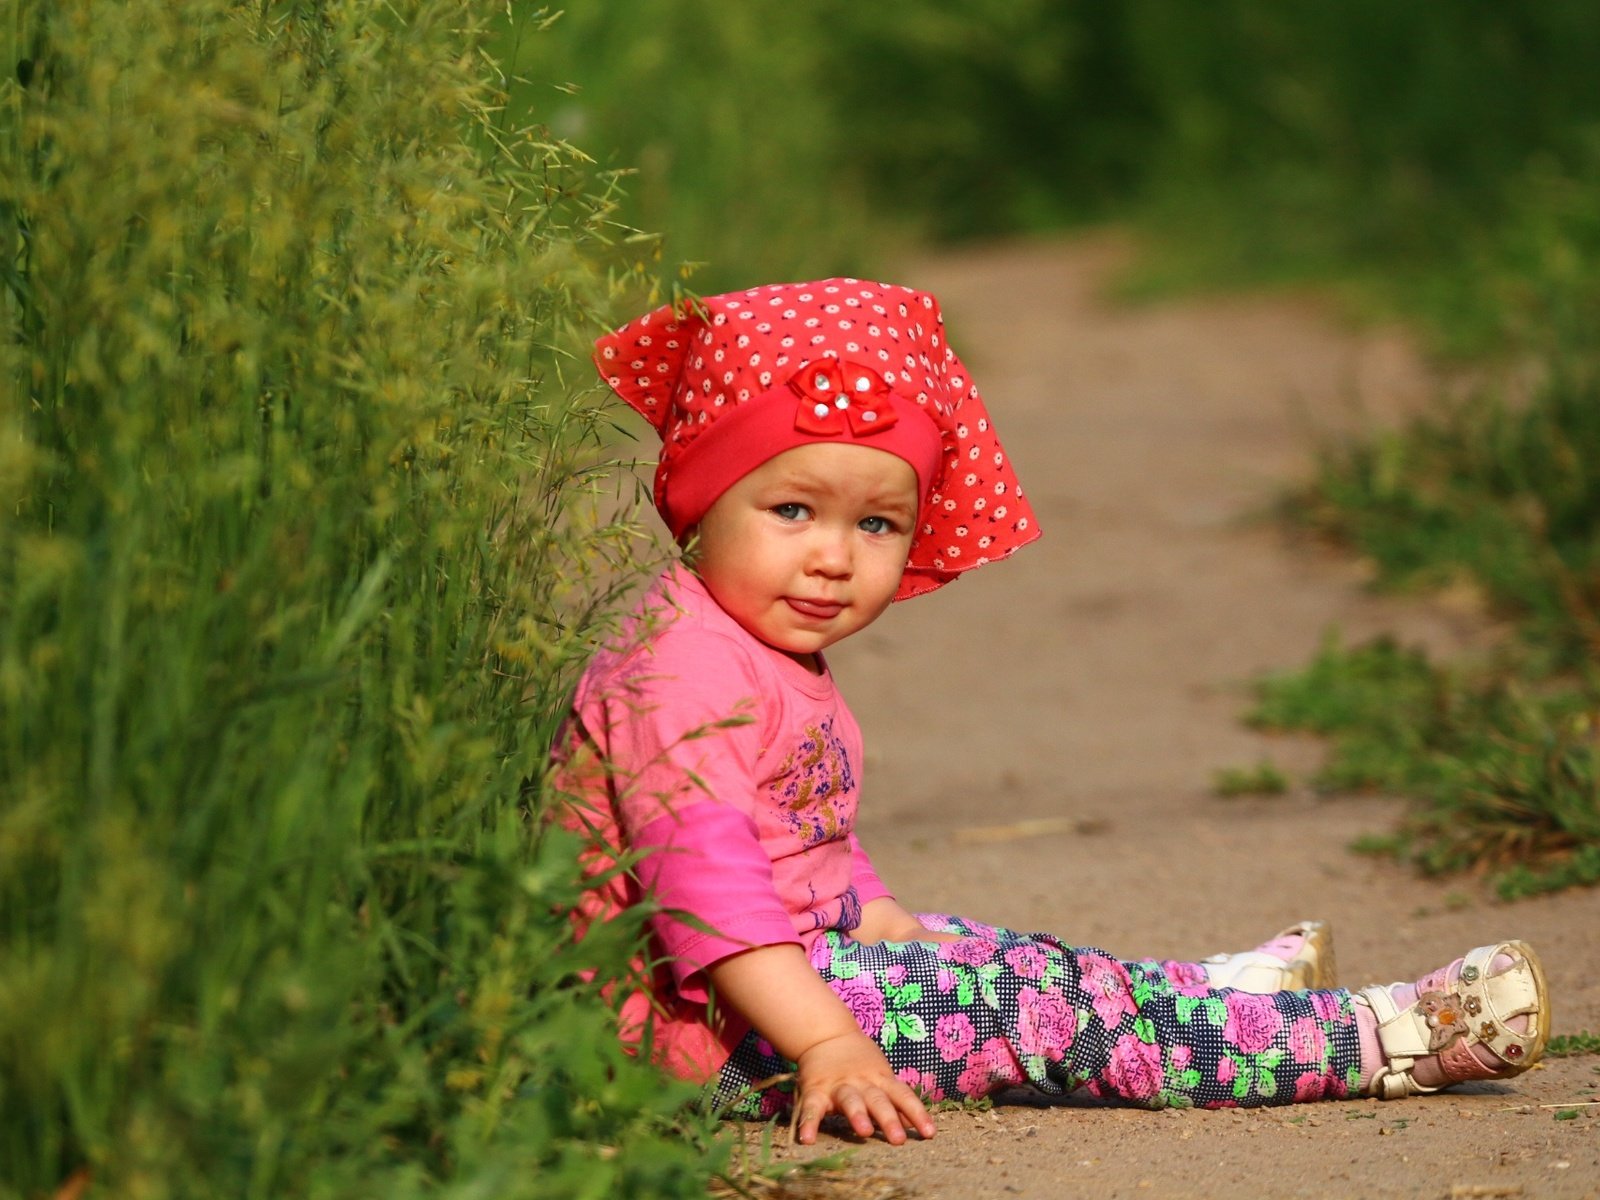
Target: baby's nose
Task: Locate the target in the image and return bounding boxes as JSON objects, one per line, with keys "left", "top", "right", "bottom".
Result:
{"left": 808, "top": 532, "right": 852, "bottom": 576}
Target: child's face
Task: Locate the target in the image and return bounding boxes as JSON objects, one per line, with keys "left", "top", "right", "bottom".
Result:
{"left": 692, "top": 442, "right": 919, "bottom": 669}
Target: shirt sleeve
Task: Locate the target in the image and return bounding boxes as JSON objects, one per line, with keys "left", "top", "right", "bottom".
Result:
{"left": 586, "top": 627, "right": 802, "bottom": 996}
{"left": 847, "top": 831, "right": 893, "bottom": 908}
{"left": 633, "top": 803, "right": 802, "bottom": 1002}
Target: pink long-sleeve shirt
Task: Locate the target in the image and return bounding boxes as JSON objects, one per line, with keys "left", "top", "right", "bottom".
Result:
{"left": 554, "top": 564, "right": 891, "bottom": 1081}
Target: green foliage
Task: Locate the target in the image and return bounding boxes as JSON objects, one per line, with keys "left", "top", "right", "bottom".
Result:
{"left": 1, "top": 2, "right": 716, "bottom": 1196}
{"left": 1247, "top": 637, "right": 1600, "bottom": 899}
{"left": 497, "top": 3, "right": 889, "bottom": 290}
{"left": 1107, "top": 4, "right": 1600, "bottom": 356}
{"left": 1247, "top": 633, "right": 1479, "bottom": 795}
{"left": 496, "top": 2, "right": 1231, "bottom": 283}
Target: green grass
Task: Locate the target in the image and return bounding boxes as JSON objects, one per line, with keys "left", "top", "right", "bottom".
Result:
{"left": 0, "top": 2, "right": 720, "bottom": 1195}
{"left": 1242, "top": 299, "right": 1600, "bottom": 898}
{"left": 1287, "top": 370, "right": 1600, "bottom": 673}
{"left": 1548, "top": 1031, "right": 1600, "bottom": 1058}
{"left": 1243, "top": 635, "right": 1600, "bottom": 899}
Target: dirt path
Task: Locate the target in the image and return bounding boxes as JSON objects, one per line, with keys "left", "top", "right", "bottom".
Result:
{"left": 774, "top": 235, "right": 1600, "bottom": 1198}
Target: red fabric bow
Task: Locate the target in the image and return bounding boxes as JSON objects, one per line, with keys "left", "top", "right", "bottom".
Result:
{"left": 788, "top": 359, "right": 900, "bottom": 437}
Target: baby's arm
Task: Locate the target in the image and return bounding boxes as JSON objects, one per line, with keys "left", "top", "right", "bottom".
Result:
{"left": 852, "top": 896, "right": 962, "bottom": 945}
{"left": 705, "top": 944, "right": 937, "bottom": 1145}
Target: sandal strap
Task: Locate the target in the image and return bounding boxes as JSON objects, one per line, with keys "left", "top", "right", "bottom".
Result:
{"left": 1358, "top": 940, "right": 1548, "bottom": 1101}
{"left": 1458, "top": 943, "right": 1541, "bottom": 1061}
{"left": 1356, "top": 983, "right": 1432, "bottom": 1099}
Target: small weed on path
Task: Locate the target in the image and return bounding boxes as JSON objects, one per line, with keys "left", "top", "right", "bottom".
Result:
{"left": 1548, "top": 1032, "right": 1600, "bottom": 1058}
{"left": 1212, "top": 760, "right": 1291, "bottom": 797}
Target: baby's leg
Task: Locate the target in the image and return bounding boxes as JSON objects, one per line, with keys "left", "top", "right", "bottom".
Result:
{"left": 1058, "top": 944, "right": 1363, "bottom": 1107}
{"left": 889, "top": 917, "right": 1363, "bottom": 1108}
{"left": 712, "top": 916, "right": 1363, "bottom": 1115}
{"left": 1009, "top": 932, "right": 1542, "bottom": 1105}
{"left": 712, "top": 922, "right": 1548, "bottom": 1118}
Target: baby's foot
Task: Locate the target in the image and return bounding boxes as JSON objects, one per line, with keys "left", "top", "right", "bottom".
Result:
{"left": 1201, "top": 920, "right": 1336, "bottom": 992}
{"left": 1353, "top": 940, "right": 1550, "bottom": 1099}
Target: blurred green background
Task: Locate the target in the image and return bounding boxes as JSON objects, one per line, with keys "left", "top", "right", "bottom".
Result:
{"left": 510, "top": 0, "right": 1600, "bottom": 353}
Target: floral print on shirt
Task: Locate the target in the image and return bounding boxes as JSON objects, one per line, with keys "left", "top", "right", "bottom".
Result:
{"left": 768, "top": 716, "right": 856, "bottom": 848}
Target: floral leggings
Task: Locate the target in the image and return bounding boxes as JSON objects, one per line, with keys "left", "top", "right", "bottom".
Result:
{"left": 713, "top": 914, "right": 1363, "bottom": 1116}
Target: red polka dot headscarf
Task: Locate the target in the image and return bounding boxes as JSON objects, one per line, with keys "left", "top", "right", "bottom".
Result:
{"left": 594, "top": 278, "right": 1040, "bottom": 600}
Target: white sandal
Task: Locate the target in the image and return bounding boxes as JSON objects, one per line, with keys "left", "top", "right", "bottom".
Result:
{"left": 1201, "top": 919, "right": 1336, "bottom": 993}
{"left": 1355, "top": 939, "right": 1550, "bottom": 1100}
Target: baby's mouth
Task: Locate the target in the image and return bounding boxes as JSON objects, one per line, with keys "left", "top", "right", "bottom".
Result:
{"left": 785, "top": 596, "right": 845, "bottom": 619}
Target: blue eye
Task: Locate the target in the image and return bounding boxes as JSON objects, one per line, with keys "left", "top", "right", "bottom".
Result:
{"left": 773, "top": 503, "right": 810, "bottom": 521}
{"left": 859, "top": 515, "right": 895, "bottom": 535}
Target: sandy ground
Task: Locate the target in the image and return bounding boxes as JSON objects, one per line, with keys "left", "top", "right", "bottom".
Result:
{"left": 749, "top": 236, "right": 1600, "bottom": 1199}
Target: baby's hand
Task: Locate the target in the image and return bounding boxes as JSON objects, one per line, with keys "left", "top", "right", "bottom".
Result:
{"left": 793, "top": 1031, "right": 937, "bottom": 1145}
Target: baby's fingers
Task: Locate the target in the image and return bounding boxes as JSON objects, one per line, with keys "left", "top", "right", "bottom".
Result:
{"left": 792, "top": 1091, "right": 831, "bottom": 1146}
{"left": 806, "top": 1085, "right": 902, "bottom": 1145}
{"left": 795, "top": 1079, "right": 935, "bottom": 1146}
{"left": 882, "top": 1077, "right": 937, "bottom": 1141}
{"left": 841, "top": 1084, "right": 905, "bottom": 1143}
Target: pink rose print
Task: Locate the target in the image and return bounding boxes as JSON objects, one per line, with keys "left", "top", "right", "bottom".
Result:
{"left": 1293, "top": 1071, "right": 1328, "bottom": 1102}
{"left": 941, "top": 937, "right": 1000, "bottom": 967}
{"left": 956, "top": 1036, "right": 1022, "bottom": 1098}
{"left": 885, "top": 963, "right": 907, "bottom": 987}
{"left": 1224, "top": 991, "right": 1284, "bottom": 1054}
{"left": 936, "top": 968, "right": 957, "bottom": 993}
{"left": 1170, "top": 1044, "right": 1193, "bottom": 1070}
{"left": 1017, "top": 986, "right": 1077, "bottom": 1061}
{"left": 896, "top": 1066, "right": 946, "bottom": 1104}
{"left": 835, "top": 975, "right": 886, "bottom": 1037}
{"left": 1311, "top": 991, "right": 1347, "bottom": 1024}
{"left": 1217, "top": 1055, "right": 1238, "bottom": 1084}
{"left": 1104, "top": 1034, "right": 1165, "bottom": 1102}
{"left": 1288, "top": 1015, "right": 1326, "bottom": 1065}
{"left": 1077, "top": 953, "right": 1136, "bottom": 1028}
{"left": 1160, "top": 959, "right": 1212, "bottom": 997}
{"left": 934, "top": 1012, "right": 977, "bottom": 1063}
{"left": 1004, "top": 943, "right": 1049, "bottom": 980}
